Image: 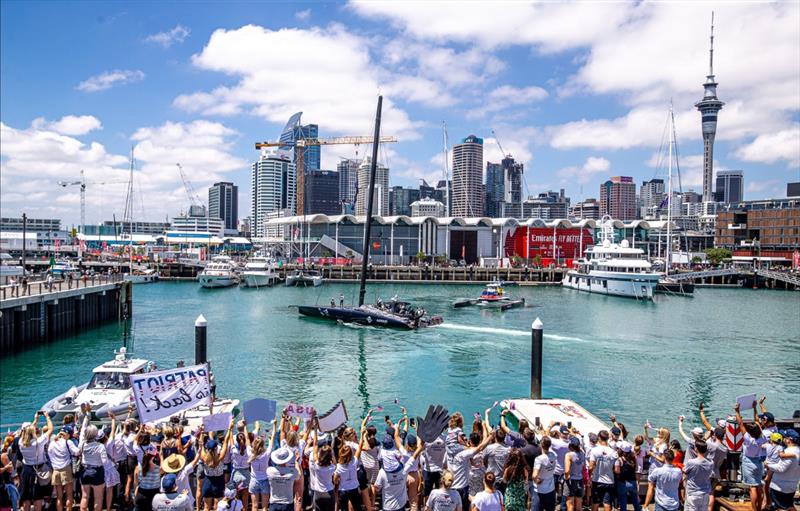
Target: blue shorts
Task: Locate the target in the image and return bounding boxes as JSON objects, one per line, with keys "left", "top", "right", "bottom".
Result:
{"left": 202, "top": 475, "right": 226, "bottom": 498}
{"left": 741, "top": 455, "right": 763, "bottom": 486}
{"left": 249, "top": 478, "right": 270, "bottom": 495}
{"left": 232, "top": 468, "right": 251, "bottom": 487}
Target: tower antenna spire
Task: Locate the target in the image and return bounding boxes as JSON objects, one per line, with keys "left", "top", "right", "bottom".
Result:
{"left": 709, "top": 11, "right": 715, "bottom": 77}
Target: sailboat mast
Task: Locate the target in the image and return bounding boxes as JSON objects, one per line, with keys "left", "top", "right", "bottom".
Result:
{"left": 442, "top": 122, "right": 450, "bottom": 218}
{"left": 358, "top": 96, "right": 383, "bottom": 307}
{"left": 666, "top": 105, "right": 674, "bottom": 276}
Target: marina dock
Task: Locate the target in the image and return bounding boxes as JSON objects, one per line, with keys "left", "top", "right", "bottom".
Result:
{"left": 0, "top": 276, "right": 132, "bottom": 353}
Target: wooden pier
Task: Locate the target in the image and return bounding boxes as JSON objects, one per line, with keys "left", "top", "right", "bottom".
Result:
{"left": 277, "top": 264, "right": 567, "bottom": 284}
{"left": 0, "top": 276, "right": 132, "bottom": 354}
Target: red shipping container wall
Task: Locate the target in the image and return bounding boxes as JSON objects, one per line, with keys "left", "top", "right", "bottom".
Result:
{"left": 504, "top": 227, "right": 594, "bottom": 261}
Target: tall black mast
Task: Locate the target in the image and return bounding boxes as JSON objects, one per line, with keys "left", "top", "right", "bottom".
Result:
{"left": 358, "top": 96, "right": 382, "bottom": 307}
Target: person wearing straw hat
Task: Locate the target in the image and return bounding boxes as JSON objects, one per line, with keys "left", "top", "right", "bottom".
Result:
{"left": 161, "top": 450, "right": 201, "bottom": 509}
{"left": 152, "top": 473, "right": 192, "bottom": 511}
{"left": 267, "top": 447, "right": 300, "bottom": 511}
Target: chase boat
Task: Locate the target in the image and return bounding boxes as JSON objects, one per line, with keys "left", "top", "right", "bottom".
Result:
{"left": 454, "top": 282, "right": 525, "bottom": 310}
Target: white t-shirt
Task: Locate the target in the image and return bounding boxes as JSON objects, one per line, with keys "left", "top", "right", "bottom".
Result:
{"left": 309, "top": 460, "right": 336, "bottom": 492}
{"left": 216, "top": 499, "right": 243, "bottom": 511}
{"left": 424, "top": 438, "right": 447, "bottom": 472}
{"left": 589, "top": 445, "right": 618, "bottom": 485}
{"left": 230, "top": 443, "right": 249, "bottom": 469}
{"left": 450, "top": 448, "right": 476, "bottom": 490}
{"left": 334, "top": 459, "right": 359, "bottom": 491}
{"left": 550, "top": 438, "right": 569, "bottom": 475}
{"left": 152, "top": 492, "right": 193, "bottom": 511}
{"left": 247, "top": 447, "right": 271, "bottom": 480}
{"left": 374, "top": 459, "right": 415, "bottom": 511}
{"left": 533, "top": 451, "right": 557, "bottom": 494}
{"left": 267, "top": 466, "right": 297, "bottom": 504}
{"left": 426, "top": 488, "right": 461, "bottom": 511}
{"left": 471, "top": 490, "right": 503, "bottom": 511}
{"left": 19, "top": 434, "right": 49, "bottom": 465}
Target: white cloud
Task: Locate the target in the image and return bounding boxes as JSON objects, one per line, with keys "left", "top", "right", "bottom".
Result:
{"left": 77, "top": 70, "right": 145, "bottom": 92}
{"left": 30, "top": 115, "right": 103, "bottom": 136}
{"left": 295, "top": 9, "right": 311, "bottom": 21}
{"left": 558, "top": 157, "right": 611, "bottom": 185}
{"left": 468, "top": 85, "right": 548, "bottom": 119}
{"left": 173, "top": 24, "right": 421, "bottom": 140}
{"left": 746, "top": 179, "right": 783, "bottom": 195}
{"left": 144, "top": 25, "right": 190, "bottom": 48}
{"left": 735, "top": 125, "right": 800, "bottom": 167}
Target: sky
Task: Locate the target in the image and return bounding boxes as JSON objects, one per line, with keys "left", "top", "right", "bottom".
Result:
{"left": 1, "top": 0, "right": 799, "bottom": 227}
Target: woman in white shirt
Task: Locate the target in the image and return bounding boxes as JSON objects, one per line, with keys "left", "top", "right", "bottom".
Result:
{"left": 334, "top": 431, "right": 364, "bottom": 511}
{"left": 19, "top": 411, "right": 53, "bottom": 511}
{"left": 230, "top": 430, "right": 251, "bottom": 511}
{"left": 48, "top": 424, "right": 79, "bottom": 511}
{"left": 308, "top": 430, "right": 336, "bottom": 511}
{"left": 280, "top": 416, "right": 308, "bottom": 511}
{"left": 471, "top": 472, "right": 504, "bottom": 511}
{"left": 78, "top": 412, "right": 110, "bottom": 511}
{"left": 246, "top": 421, "right": 276, "bottom": 511}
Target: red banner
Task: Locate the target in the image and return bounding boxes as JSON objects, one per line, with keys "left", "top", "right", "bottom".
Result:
{"left": 504, "top": 227, "right": 594, "bottom": 262}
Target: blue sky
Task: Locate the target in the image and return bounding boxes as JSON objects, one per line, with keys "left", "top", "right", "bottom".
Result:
{"left": 1, "top": 1, "right": 798, "bottom": 226}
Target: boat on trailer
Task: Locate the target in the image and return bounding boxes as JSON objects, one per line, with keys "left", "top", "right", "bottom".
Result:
{"left": 454, "top": 282, "right": 525, "bottom": 310}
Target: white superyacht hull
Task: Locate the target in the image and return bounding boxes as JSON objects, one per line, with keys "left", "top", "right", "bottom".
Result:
{"left": 285, "top": 275, "right": 323, "bottom": 287}
{"left": 563, "top": 270, "right": 658, "bottom": 300}
{"left": 241, "top": 272, "right": 276, "bottom": 288}
{"left": 199, "top": 275, "right": 238, "bottom": 288}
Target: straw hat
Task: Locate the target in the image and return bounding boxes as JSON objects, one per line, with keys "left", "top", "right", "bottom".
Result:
{"left": 160, "top": 454, "right": 186, "bottom": 474}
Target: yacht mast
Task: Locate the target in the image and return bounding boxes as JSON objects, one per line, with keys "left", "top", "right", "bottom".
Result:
{"left": 666, "top": 104, "right": 674, "bottom": 277}
{"left": 358, "top": 96, "right": 383, "bottom": 307}
{"left": 442, "top": 122, "right": 450, "bottom": 217}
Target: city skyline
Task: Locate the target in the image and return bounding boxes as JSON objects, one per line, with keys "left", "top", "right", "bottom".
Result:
{"left": 1, "top": 1, "right": 798, "bottom": 226}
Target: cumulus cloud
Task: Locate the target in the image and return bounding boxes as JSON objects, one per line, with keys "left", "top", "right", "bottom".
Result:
{"left": 77, "top": 70, "right": 145, "bottom": 92}
{"left": 144, "top": 25, "right": 190, "bottom": 48}
{"left": 558, "top": 156, "right": 611, "bottom": 185}
{"left": 173, "top": 24, "right": 421, "bottom": 139}
{"left": 295, "top": 9, "right": 311, "bottom": 21}
{"left": 30, "top": 115, "right": 103, "bottom": 136}
{"left": 468, "top": 85, "right": 548, "bottom": 119}
{"left": 735, "top": 125, "right": 800, "bottom": 167}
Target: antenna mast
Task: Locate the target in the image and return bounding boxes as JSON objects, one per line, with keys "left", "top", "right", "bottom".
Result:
{"left": 709, "top": 11, "right": 715, "bottom": 77}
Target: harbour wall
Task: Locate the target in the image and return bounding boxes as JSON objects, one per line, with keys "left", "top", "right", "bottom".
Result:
{"left": 0, "top": 278, "right": 132, "bottom": 354}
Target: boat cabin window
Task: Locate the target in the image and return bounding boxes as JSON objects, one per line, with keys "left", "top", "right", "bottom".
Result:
{"left": 88, "top": 371, "right": 131, "bottom": 390}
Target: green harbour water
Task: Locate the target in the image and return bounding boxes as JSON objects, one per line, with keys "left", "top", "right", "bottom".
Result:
{"left": 2, "top": 281, "right": 799, "bottom": 430}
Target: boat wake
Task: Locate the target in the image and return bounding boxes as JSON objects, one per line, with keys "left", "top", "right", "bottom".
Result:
{"left": 436, "top": 323, "right": 589, "bottom": 343}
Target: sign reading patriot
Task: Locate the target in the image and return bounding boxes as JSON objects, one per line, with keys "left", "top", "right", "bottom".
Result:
{"left": 130, "top": 364, "right": 212, "bottom": 424}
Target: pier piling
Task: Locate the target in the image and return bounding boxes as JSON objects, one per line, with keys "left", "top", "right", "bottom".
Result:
{"left": 195, "top": 314, "right": 208, "bottom": 365}
{"left": 531, "top": 317, "right": 543, "bottom": 399}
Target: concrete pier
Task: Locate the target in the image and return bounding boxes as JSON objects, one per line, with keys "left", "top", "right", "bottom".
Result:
{"left": 0, "top": 276, "right": 132, "bottom": 353}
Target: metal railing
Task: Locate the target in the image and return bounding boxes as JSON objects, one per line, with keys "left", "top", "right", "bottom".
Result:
{"left": 756, "top": 269, "right": 800, "bottom": 287}
{"left": 669, "top": 268, "right": 741, "bottom": 281}
{"left": 0, "top": 273, "right": 123, "bottom": 301}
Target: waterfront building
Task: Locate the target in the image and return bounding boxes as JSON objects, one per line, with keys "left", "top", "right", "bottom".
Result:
{"left": 171, "top": 213, "right": 225, "bottom": 236}
{"left": 682, "top": 190, "right": 703, "bottom": 204}
{"left": 523, "top": 190, "right": 570, "bottom": 220}
{"left": 355, "top": 156, "right": 389, "bottom": 216}
{"left": 639, "top": 179, "right": 665, "bottom": 219}
{"left": 305, "top": 170, "right": 340, "bottom": 215}
{"left": 570, "top": 198, "right": 601, "bottom": 220}
{"left": 94, "top": 221, "right": 170, "bottom": 235}
{"left": 410, "top": 197, "right": 445, "bottom": 217}
{"left": 337, "top": 158, "right": 360, "bottom": 209}
{"left": 452, "top": 135, "right": 484, "bottom": 217}
{"left": 436, "top": 180, "right": 452, "bottom": 215}
{"left": 715, "top": 170, "right": 743, "bottom": 204}
{"left": 485, "top": 156, "right": 523, "bottom": 218}
{"left": 208, "top": 182, "right": 239, "bottom": 234}
{"left": 788, "top": 182, "right": 800, "bottom": 198}
{"left": 695, "top": 17, "right": 725, "bottom": 202}
{"left": 280, "top": 121, "right": 320, "bottom": 173}
{"left": 251, "top": 149, "right": 296, "bottom": 238}
{"left": 239, "top": 217, "right": 252, "bottom": 239}
{"left": 600, "top": 177, "right": 637, "bottom": 221}
{"left": 389, "top": 186, "right": 419, "bottom": 216}
{"left": 0, "top": 217, "right": 61, "bottom": 232}
{"left": 485, "top": 162, "right": 503, "bottom": 217}
{"left": 715, "top": 198, "right": 800, "bottom": 258}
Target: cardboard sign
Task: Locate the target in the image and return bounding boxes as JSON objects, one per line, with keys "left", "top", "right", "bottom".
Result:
{"left": 130, "top": 364, "right": 211, "bottom": 424}
{"left": 285, "top": 402, "right": 316, "bottom": 421}
{"left": 736, "top": 394, "right": 757, "bottom": 411}
{"left": 202, "top": 412, "right": 232, "bottom": 432}
{"left": 317, "top": 400, "right": 348, "bottom": 432}
{"left": 243, "top": 398, "right": 277, "bottom": 423}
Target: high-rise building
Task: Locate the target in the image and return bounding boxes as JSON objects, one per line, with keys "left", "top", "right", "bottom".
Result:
{"left": 484, "top": 156, "right": 523, "bottom": 218}
{"left": 682, "top": 190, "right": 703, "bottom": 204}
{"left": 639, "top": 179, "right": 665, "bottom": 219}
{"left": 305, "top": 170, "right": 340, "bottom": 215}
{"left": 715, "top": 170, "right": 743, "bottom": 204}
{"left": 251, "top": 150, "right": 296, "bottom": 238}
{"left": 522, "top": 189, "right": 570, "bottom": 220}
{"left": 355, "top": 156, "right": 389, "bottom": 216}
{"left": 208, "top": 182, "right": 239, "bottom": 233}
{"left": 389, "top": 186, "right": 420, "bottom": 216}
{"left": 485, "top": 162, "right": 504, "bottom": 217}
{"left": 600, "top": 176, "right": 637, "bottom": 220}
{"left": 436, "top": 180, "right": 451, "bottom": 214}
{"left": 788, "top": 182, "right": 800, "bottom": 198}
{"left": 569, "top": 198, "right": 601, "bottom": 220}
{"left": 452, "top": 135, "right": 484, "bottom": 217}
{"left": 695, "top": 16, "right": 725, "bottom": 202}
{"left": 279, "top": 112, "right": 320, "bottom": 216}
{"left": 337, "top": 158, "right": 360, "bottom": 208}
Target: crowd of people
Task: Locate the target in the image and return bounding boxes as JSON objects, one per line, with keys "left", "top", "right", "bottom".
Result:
{"left": 1, "top": 399, "right": 797, "bottom": 511}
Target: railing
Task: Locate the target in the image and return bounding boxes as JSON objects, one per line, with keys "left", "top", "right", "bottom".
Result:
{"left": 0, "top": 273, "right": 123, "bottom": 301}
{"left": 756, "top": 269, "right": 800, "bottom": 287}
{"left": 669, "top": 268, "right": 741, "bottom": 281}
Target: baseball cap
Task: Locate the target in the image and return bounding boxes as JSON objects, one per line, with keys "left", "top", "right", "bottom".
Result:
{"left": 569, "top": 437, "right": 581, "bottom": 448}
{"left": 759, "top": 412, "right": 775, "bottom": 422}
{"left": 406, "top": 434, "right": 418, "bottom": 448}
{"left": 781, "top": 429, "right": 798, "bottom": 441}
{"left": 550, "top": 426, "right": 560, "bottom": 435}
{"left": 692, "top": 427, "right": 704, "bottom": 436}
{"left": 618, "top": 441, "right": 632, "bottom": 453}
{"left": 382, "top": 434, "right": 395, "bottom": 450}
{"left": 559, "top": 425, "right": 570, "bottom": 435}
{"left": 161, "top": 474, "right": 177, "bottom": 492}
{"left": 610, "top": 426, "right": 621, "bottom": 436}
{"left": 205, "top": 439, "right": 218, "bottom": 450}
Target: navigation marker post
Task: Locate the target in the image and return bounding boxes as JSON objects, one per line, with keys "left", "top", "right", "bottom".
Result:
{"left": 530, "top": 317, "right": 543, "bottom": 399}
{"left": 195, "top": 314, "right": 208, "bottom": 365}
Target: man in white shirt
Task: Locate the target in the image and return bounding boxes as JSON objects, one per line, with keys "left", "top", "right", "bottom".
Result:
{"left": 644, "top": 450, "right": 683, "bottom": 511}
{"left": 588, "top": 430, "right": 618, "bottom": 511}
{"left": 152, "top": 474, "right": 193, "bottom": 511}
{"left": 374, "top": 438, "right": 423, "bottom": 511}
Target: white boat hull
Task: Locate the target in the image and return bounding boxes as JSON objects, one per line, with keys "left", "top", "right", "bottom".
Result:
{"left": 241, "top": 272, "right": 276, "bottom": 288}
{"left": 563, "top": 270, "right": 658, "bottom": 300}
{"left": 285, "top": 275, "right": 323, "bottom": 287}
{"left": 199, "top": 275, "right": 237, "bottom": 288}
{"left": 124, "top": 273, "right": 159, "bottom": 284}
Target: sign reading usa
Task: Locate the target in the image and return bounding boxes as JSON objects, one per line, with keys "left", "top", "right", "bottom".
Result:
{"left": 130, "top": 364, "right": 212, "bottom": 424}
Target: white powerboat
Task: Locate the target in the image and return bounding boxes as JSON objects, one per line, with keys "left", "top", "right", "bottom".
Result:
{"left": 124, "top": 266, "right": 159, "bottom": 284}
{"left": 563, "top": 217, "right": 659, "bottom": 300}
{"left": 241, "top": 257, "right": 278, "bottom": 288}
{"left": 0, "top": 252, "right": 23, "bottom": 285}
{"left": 40, "top": 347, "right": 150, "bottom": 423}
{"left": 285, "top": 269, "right": 323, "bottom": 287}
{"left": 454, "top": 282, "right": 525, "bottom": 310}
{"left": 198, "top": 255, "right": 238, "bottom": 288}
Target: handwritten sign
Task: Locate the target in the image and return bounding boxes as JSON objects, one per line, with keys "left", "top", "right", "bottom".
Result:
{"left": 130, "top": 364, "right": 211, "bottom": 424}
{"left": 202, "top": 412, "right": 232, "bottom": 432}
{"left": 736, "top": 394, "right": 757, "bottom": 411}
{"left": 285, "top": 402, "right": 316, "bottom": 421}
{"left": 317, "top": 400, "right": 348, "bottom": 432}
{"left": 243, "top": 398, "right": 277, "bottom": 423}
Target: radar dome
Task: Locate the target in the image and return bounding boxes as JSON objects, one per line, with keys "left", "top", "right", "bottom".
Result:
{"left": 620, "top": 240, "right": 630, "bottom": 248}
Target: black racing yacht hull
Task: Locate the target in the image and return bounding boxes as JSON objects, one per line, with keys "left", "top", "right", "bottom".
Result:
{"left": 296, "top": 305, "right": 442, "bottom": 329}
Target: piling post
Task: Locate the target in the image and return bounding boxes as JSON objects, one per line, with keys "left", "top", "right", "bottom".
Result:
{"left": 530, "top": 317, "right": 543, "bottom": 399}
{"left": 195, "top": 314, "right": 208, "bottom": 365}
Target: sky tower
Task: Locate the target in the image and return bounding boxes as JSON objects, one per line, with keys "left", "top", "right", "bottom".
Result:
{"left": 695, "top": 12, "right": 725, "bottom": 203}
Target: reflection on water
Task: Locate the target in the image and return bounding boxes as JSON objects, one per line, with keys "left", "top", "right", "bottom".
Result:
{"left": 1, "top": 282, "right": 798, "bottom": 429}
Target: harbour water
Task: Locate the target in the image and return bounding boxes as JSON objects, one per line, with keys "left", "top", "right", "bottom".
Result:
{"left": 2, "top": 282, "right": 798, "bottom": 430}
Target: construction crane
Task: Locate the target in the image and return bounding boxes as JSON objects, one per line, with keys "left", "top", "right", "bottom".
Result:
{"left": 176, "top": 163, "right": 204, "bottom": 210}
{"left": 255, "top": 134, "right": 397, "bottom": 217}
{"left": 491, "top": 129, "right": 510, "bottom": 158}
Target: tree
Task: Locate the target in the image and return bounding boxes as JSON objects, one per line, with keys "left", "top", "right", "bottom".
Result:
{"left": 704, "top": 247, "right": 731, "bottom": 265}
{"left": 416, "top": 250, "right": 426, "bottom": 265}
{"left": 691, "top": 256, "right": 702, "bottom": 264}
{"left": 532, "top": 254, "right": 542, "bottom": 268}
